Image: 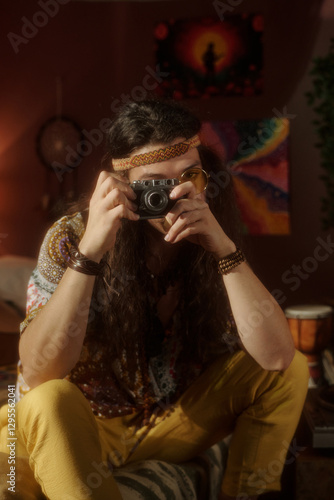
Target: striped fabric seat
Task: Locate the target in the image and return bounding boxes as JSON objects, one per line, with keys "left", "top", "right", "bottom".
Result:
{"left": 0, "top": 441, "right": 228, "bottom": 499}
{"left": 113, "top": 441, "right": 228, "bottom": 500}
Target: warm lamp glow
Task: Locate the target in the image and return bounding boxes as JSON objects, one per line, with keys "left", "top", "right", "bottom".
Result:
{"left": 0, "top": 119, "right": 30, "bottom": 160}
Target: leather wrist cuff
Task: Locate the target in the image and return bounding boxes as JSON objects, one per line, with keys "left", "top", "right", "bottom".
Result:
{"left": 67, "top": 246, "right": 103, "bottom": 276}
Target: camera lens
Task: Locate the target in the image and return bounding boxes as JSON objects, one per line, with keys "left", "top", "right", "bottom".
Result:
{"left": 150, "top": 193, "right": 163, "bottom": 207}
{"left": 143, "top": 189, "right": 168, "bottom": 214}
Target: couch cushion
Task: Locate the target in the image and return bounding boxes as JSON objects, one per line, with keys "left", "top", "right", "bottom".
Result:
{"left": 0, "top": 255, "right": 36, "bottom": 314}
{"left": 113, "top": 441, "right": 228, "bottom": 500}
{"left": 0, "top": 441, "right": 228, "bottom": 500}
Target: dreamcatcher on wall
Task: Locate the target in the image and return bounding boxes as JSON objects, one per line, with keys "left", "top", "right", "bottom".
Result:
{"left": 36, "top": 78, "right": 83, "bottom": 214}
{"left": 154, "top": 14, "right": 264, "bottom": 99}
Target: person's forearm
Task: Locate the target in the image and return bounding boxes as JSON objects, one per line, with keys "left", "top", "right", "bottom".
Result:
{"left": 19, "top": 268, "right": 96, "bottom": 388}
{"left": 223, "top": 262, "right": 295, "bottom": 371}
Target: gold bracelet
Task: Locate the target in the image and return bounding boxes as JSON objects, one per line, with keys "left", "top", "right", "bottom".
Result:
{"left": 217, "top": 248, "right": 245, "bottom": 276}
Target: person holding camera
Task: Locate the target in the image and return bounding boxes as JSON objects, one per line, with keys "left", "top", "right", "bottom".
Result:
{"left": 5, "top": 100, "right": 308, "bottom": 499}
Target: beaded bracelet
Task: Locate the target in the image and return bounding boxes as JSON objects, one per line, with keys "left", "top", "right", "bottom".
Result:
{"left": 67, "top": 246, "right": 103, "bottom": 276}
{"left": 217, "top": 248, "right": 246, "bottom": 276}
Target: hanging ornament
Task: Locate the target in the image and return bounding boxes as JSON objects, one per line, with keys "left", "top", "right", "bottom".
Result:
{"left": 36, "top": 77, "right": 84, "bottom": 214}
{"left": 36, "top": 77, "right": 83, "bottom": 171}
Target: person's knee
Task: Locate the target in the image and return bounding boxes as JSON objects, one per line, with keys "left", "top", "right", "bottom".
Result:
{"left": 285, "top": 350, "right": 309, "bottom": 386}
{"left": 17, "top": 379, "right": 83, "bottom": 419}
{"left": 281, "top": 349, "right": 309, "bottom": 406}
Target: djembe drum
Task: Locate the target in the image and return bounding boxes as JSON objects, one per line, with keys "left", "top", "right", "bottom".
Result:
{"left": 284, "top": 304, "right": 333, "bottom": 383}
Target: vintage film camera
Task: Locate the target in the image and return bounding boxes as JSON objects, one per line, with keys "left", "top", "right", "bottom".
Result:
{"left": 130, "top": 178, "right": 179, "bottom": 219}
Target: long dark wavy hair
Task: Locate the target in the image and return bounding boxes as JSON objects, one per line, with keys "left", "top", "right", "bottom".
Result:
{"left": 82, "top": 99, "right": 243, "bottom": 392}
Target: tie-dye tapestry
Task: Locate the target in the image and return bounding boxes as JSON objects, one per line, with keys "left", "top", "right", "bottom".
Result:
{"left": 200, "top": 118, "right": 290, "bottom": 235}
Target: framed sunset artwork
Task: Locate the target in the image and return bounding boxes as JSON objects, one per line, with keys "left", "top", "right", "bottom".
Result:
{"left": 154, "top": 14, "right": 264, "bottom": 99}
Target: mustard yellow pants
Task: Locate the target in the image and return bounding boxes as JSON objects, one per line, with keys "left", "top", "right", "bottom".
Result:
{"left": 0, "top": 350, "right": 309, "bottom": 499}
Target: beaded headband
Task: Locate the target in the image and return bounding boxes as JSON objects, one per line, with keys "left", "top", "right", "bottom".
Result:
{"left": 112, "top": 135, "right": 201, "bottom": 171}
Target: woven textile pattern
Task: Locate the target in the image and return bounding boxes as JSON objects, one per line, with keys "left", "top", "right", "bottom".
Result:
{"left": 112, "top": 135, "right": 201, "bottom": 171}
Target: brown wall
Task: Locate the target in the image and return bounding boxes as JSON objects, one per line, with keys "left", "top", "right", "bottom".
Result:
{"left": 249, "top": 12, "right": 334, "bottom": 308}
{"left": 1, "top": 0, "right": 333, "bottom": 307}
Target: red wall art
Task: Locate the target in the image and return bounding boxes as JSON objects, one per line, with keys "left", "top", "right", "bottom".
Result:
{"left": 154, "top": 14, "right": 264, "bottom": 99}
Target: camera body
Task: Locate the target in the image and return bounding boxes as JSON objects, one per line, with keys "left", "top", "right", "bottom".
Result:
{"left": 130, "top": 178, "right": 179, "bottom": 219}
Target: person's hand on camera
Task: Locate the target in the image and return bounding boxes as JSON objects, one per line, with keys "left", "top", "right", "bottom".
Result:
{"left": 164, "top": 180, "right": 235, "bottom": 259}
{"left": 79, "top": 171, "right": 139, "bottom": 262}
